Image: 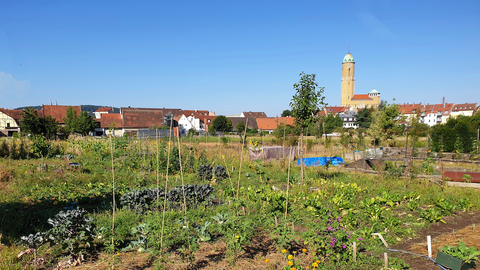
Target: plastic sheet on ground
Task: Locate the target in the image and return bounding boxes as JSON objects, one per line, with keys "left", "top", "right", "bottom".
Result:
{"left": 297, "top": 157, "right": 345, "bottom": 167}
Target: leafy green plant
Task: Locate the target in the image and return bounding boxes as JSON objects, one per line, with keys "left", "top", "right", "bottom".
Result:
{"left": 420, "top": 208, "right": 445, "bottom": 223}
{"left": 18, "top": 232, "right": 48, "bottom": 265}
{"left": 120, "top": 188, "right": 164, "bottom": 211}
{"left": 194, "top": 221, "right": 211, "bottom": 242}
{"left": 47, "top": 209, "right": 94, "bottom": 260}
{"left": 440, "top": 241, "right": 480, "bottom": 265}
{"left": 196, "top": 164, "right": 228, "bottom": 182}
{"left": 435, "top": 198, "right": 457, "bottom": 215}
{"left": 122, "top": 223, "right": 150, "bottom": 252}
{"left": 212, "top": 213, "right": 228, "bottom": 224}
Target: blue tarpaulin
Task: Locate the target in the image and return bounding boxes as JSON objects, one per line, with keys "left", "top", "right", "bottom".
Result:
{"left": 297, "top": 157, "right": 344, "bottom": 167}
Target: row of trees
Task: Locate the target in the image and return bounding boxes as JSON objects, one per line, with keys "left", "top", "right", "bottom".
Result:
{"left": 20, "top": 107, "right": 96, "bottom": 140}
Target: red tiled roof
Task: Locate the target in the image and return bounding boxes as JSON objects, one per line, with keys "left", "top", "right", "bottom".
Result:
{"left": 120, "top": 107, "right": 183, "bottom": 129}
{"left": 95, "top": 107, "right": 113, "bottom": 113}
{"left": 243, "top": 111, "right": 268, "bottom": 118}
{"left": 351, "top": 94, "right": 372, "bottom": 100}
{"left": 183, "top": 110, "right": 210, "bottom": 118}
{"left": 398, "top": 103, "right": 421, "bottom": 114}
{"left": 0, "top": 108, "right": 24, "bottom": 121}
{"left": 318, "top": 106, "right": 348, "bottom": 117}
{"left": 100, "top": 113, "right": 123, "bottom": 128}
{"left": 452, "top": 103, "right": 477, "bottom": 112}
{"left": 42, "top": 105, "right": 81, "bottom": 123}
{"left": 256, "top": 117, "right": 295, "bottom": 130}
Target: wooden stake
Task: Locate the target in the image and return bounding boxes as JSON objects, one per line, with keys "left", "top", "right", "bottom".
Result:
{"left": 275, "top": 215, "right": 278, "bottom": 228}
{"left": 427, "top": 235, "right": 432, "bottom": 258}
{"left": 384, "top": 252, "right": 388, "bottom": 268}
{"left": 353, "top": 242, "right": 357, "bottom": 262}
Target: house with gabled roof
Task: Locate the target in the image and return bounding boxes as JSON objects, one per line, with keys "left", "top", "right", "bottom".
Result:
{"left": 241, "top": 111, "right": 267, "bottom": 118}
{"left": 42, "top": 105, "right": 81, "bottom": 125}
{"left": 228, "top": 117, "right": 259, "bottom": 132}
{"left": 177, "top": 110, "right": 217, "bottom": 135}
{"left": 0, "top": 108, "right": 23, "bottom": 137}
{"left": 256, "top": 117, "right": 295, "bottom": 134}
{"left": 94, "top": 107, "right": 114, "bottom": 119}
{"left": 451, "top": 103, "right": 477, "bottom": 117}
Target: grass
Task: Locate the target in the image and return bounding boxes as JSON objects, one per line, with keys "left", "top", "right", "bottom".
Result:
{"left": 0, "top": 135, "right": 479, "bottom": 269}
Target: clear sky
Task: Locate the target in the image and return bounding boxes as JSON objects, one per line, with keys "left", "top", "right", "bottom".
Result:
{"left": 1, "top": 0, "right": 479, "bottom": 116}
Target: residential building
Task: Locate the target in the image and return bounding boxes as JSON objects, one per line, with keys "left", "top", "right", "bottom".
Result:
{"left": 94, "top": 107, "right": 114, "bottom": 119}
{"left": 0, "top": 109, "right": 22, "bottom": 137}
{"left": 338, "top": 110, "right": 359, "bottom": 129}
{"left": 256, "top": 117, "right": 295, "bottom": 134}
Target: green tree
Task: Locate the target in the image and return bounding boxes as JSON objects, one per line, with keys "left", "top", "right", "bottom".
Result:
{"left": 354, "top": 107, "right": 374, "bottom": 129}
{"left": 75, "top": 111, "right": 97, "bottom": 136}
{"left": 290, "top": 72, "right": 326, "bottom": 182}
{"left": 64, "top": 106, "right": 78, "bottom": 133}
{"left": 20, "top": 107, "right": 41, "bottom": 136}
{"left": 319, "top": 114, "right": 343, "bottom": 135}
{"left": 20, "top": 107, "right": 58, "bottom": 139}
{"left": 281, "top": 110, "right": 292, "bottom": 117}
{"left": 64, "top": 107, "right": 96, "bottom": 136}
{"left": 210, "top": 116, "right": 233, "bottom": 133}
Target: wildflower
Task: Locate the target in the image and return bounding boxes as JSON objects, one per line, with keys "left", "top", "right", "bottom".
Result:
{"left": 358, "top": 237, "right": 363, "bottom": 241}
{"left": 342, "top": 244, "right": 346, "bottom": 249}
{"left": 222, "top": 155, "right": 225, "bottom": 159}
{"left": 291, "top": 268, "right": 297, "bottom": 270}
{"left": 288, "top": 255, "right": 293, "bottom": 260}
{"left": 287, "top": 261, "right": 293, "bottom": 266}
{"left": 316, "top": 260, "right": 321, "bottom": 264}
{"left": 282, "top": 249, "right": 287, "bottom": 253}
{"left": 312, "top": 262, "right": 318, "bottom": 268}
{"left": 302, "top": 248, "right": 307, "bottom": 253}
{"left": 265, "top": 259, "right": 270, "bottom": 263}
{"left": 326, "top": 227, "right": 333, "bottom": 231}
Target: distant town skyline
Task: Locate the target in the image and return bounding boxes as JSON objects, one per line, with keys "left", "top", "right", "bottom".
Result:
{"left": 1, "top": 0, "right": 479, "bottom": 116}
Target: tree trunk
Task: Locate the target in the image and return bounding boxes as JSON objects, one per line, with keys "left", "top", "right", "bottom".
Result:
{"left": 300, "top": 128, "right": 304, "bottom": 183}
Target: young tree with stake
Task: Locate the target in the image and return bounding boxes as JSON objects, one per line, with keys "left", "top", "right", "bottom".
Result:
{"left": 290, "top": 72, "right": 326, "bottom": 182}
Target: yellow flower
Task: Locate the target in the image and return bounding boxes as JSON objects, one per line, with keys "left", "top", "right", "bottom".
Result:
{"left": 288, "top": 255, "right": 293, "bottom": 260}
{"left": 316, "top": 260, "right": 320, "bottom": 264}
{"left": 291, "top": 268, "right": 297, "bottom": 270}
{"left": 292, "top": 251, "right": 297, "bottom": 254}
{"left": 222, "top": 155, "right": 225, "bottom": 159}
{"left": 302, "top": 248, "right": 307, "bottom": 253}
{"left": 287, "top": 261, "right": 293, "bottom": 266}
{"left": 281, "top": 249, "right": 287, "bottom": 253}
{"left": 312, "top": 262, "right": 318, "bottom": 268}
{"left": 265, "top": 259, "right": 270, "bottom": 263}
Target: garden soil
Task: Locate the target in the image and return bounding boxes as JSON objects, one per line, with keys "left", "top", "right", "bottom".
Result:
{"left": 71, "top": 212, "right": 480, "bottom": 270}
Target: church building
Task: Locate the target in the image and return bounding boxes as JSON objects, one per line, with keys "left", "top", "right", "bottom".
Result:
{"left": 340, "top": 52, "right": 380, "bottom": 109}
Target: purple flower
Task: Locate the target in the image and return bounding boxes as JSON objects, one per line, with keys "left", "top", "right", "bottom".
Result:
{"left": 347, "top": 235, "right": 351, "bottom": 238}
{"left": 342, "top": 245, "right": 346, "bottom": 249}
{"left": 332, "top": 237, "right": 337, "bottom": 243}
{"left": 358, "top": 238, "right": 363, "bottom": 241}
{"left": 329, "top": 242, "right": 335, "bottom": 247}
{"left": 327, "top": 227, "right": 333, "bottom": 231}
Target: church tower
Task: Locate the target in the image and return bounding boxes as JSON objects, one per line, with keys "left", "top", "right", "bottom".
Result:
{"left": 341, "top": 52, "right": 355, "bottom": 107}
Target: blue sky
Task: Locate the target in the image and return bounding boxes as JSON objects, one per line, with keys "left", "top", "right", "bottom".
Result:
{"left": 1, "top": 0, "right": 479, "bottom": 116}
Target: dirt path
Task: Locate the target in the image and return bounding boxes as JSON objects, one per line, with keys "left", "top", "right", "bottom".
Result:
{"left": 391, "top": 211, "right": 480, "bottom": 270}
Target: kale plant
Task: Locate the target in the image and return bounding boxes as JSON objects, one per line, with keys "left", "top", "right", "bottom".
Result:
{"left": 19, "top": 232, "right": 48, "bottom": 265}
{"left": 196, "top": 164, "right": 228, "bottom": 181}
{"left": 167, "top": 184, "right": 214, "bottom": 209}
{"left": 47, "top": 209, "right": 94, "bottom": 260}
{"left": 120, "top": 188, "right": 164, "bottom": 211}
